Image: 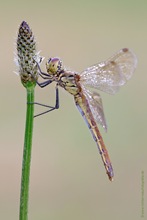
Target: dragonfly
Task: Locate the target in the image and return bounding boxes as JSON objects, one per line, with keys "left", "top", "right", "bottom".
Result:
{"left": 33, "top": 48, "right": 137, "bottom": 181}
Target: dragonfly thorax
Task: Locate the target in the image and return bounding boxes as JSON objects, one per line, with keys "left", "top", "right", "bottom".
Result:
{"left": 46, "top": 57, "right": 63, "bottom": 75}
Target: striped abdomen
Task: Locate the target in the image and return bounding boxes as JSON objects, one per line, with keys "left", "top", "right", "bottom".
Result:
{"left": 74, "top": 93, "right": 114, "bottom": 181}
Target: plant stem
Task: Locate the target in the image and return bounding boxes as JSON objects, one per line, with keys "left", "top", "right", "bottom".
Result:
{"left": 19, "top": 83, "right": 35, "bottom": 220}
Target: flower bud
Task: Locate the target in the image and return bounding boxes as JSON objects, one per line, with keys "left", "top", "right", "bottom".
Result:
{"left": 16, "top": 21, "right": 42, "bottom": 87}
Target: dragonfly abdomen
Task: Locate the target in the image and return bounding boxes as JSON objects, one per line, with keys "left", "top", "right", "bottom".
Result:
{"left": 74, "top": 94, "right": 114, "bottom": 181}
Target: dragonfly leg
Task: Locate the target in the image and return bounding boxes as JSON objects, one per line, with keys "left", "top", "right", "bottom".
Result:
{"left": 33, "top": 84, "right": 59, "bottom": 118}
{"left": 36, "top": 79, "right": 52, "bottom": 88}
{"left": 29, "top": 59, "right": 59, "bottom": 117}
{"left": 32, "top": 58, "right": 53, "bottom": 86}
{"left": 33, "top": 57, "right": 50, "bottom": 78}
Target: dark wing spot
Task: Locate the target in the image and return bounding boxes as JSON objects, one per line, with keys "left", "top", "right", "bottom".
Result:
{"left": 122, "top": 48, "right": 128, "bottom": 53}
{"left": 110, "top": 61, "right": 116, "bottom": 65}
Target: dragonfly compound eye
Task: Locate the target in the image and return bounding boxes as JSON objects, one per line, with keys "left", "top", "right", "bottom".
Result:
{"left": 46, "top": 57, "right": 63, "bottom": 74}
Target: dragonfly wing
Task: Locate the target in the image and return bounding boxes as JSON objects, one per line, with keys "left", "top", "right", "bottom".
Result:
{"left": 80, "top": 48, "right": 137, "bottom": 94}
{"left": 82, "top": 86, "right": 107, "bottom": 131}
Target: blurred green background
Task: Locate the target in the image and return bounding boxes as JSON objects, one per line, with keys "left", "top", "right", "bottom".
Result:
{"left": 0, "top": 0, "right": 146, "bottom": 219}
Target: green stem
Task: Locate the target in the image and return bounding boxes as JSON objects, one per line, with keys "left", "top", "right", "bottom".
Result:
{"left": 19, "top": 83, "right": 35, "bottom": 220}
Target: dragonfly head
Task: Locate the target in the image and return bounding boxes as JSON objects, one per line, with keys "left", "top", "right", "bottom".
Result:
{"left": 46, "top": 57, "right": 63, "bottom": 75}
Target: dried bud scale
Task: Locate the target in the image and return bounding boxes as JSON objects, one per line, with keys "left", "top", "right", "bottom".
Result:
{"left": 16, "top": 21, "right": 42, "bottom": 87}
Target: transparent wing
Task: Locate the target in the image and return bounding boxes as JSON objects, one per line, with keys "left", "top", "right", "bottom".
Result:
{"left": 80, "top": 48, "right": 137, "bottom": 94}
{"left": 82, "top": 85, "right": 107, "bottom": 131}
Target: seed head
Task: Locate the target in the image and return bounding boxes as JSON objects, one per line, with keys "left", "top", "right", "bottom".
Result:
{"left": 16, "top": 21, "right": 42, "bottom": 87}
